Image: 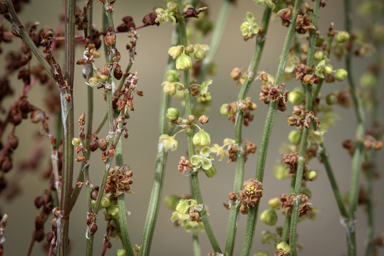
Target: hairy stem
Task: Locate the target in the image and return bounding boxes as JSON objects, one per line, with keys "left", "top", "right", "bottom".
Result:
{"left": 240, "top": 1, "right": 302, "bottom": 255}
{"left": 175, "top": 0, "right": 221, "bottom": 252}
{"left": 288, "top": 1, "right": 320, "bottom": 255}
{"left": 224, "top": 7, "right": 272, "bottom": 256}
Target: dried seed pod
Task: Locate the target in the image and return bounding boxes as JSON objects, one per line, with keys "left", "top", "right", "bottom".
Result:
{"left": 89, "top": 222, "right": 98, "bottom": 235}
{"left": 9, "top": 135, "right": 18, "bottom": 150}
{"left": 34, "top": 196, "right": 45, "bottom": 209}
{"left": 34, "top": 229, "right": 45, "bottom": 242}
{"left": 89, "top": 139, "right": 99, "bottom": 152}
{"left": 99, "top": 139, "right": 108, "bottom": 151}
{"left": 1, "top": 158, "right": 12, "bottom": 173}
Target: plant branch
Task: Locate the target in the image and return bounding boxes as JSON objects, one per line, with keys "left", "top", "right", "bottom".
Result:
{"left": 240, "top": 1, "right": 302, "bottom": 255}
{"left": 224, "top": 7, "right": 272, "bottom": 256}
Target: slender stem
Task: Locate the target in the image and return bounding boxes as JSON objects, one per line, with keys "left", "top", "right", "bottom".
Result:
{"left": 4, "top": 0, "right": 56, "bottom": 80}
{"left": 240, "top": 1, "right": 302, "bottom": 255}
{"left": 139, "top": 28, "right": 178, "bottom": 256}
{"left": 288, "top": 1, "right": 320, "bottom": 255}
{"left": 281, "top": 174, "right": 296, "bottom": 242}
{"left": 193, "top": 232, "right": 202, "bottom": 256}
{"left": 224, "top": 7, "right": 272, "bottom": 256}
{"left": 197, "top": 0, "right": 231, "bottom": 83}
{"left": 57, "top": 0, "right": 76, "bottom": 255}
{"left": 115, "top": 138, "right": 135, "bottom": 256}
{"left": 70, "top": 0, "right": 94, "bottom": 213}
{"left": 344, "top": 1, "right": 366, "bottom": 255}
{"left": 175, "top": 0, "right": 221, "bottom": 253}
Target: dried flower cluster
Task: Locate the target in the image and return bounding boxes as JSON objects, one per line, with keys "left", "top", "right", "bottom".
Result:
{"left": 259, "top": 83, "right": 289, "bottom": 112}
{"left": 105, "top": 165, "right": 133, "bottom": 196}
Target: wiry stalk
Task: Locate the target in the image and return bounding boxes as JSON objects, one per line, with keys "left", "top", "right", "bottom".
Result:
{"left": 224, "top": 7, "right": 272, "bottom": 256}
{"left": 344, "top": 1, "right": 366, "bottom": 255}
{"left": 240, "top": 1, "right": 302, "bottom": 255}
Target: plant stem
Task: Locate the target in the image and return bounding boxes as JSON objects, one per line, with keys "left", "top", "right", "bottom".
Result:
{"left": 57, "top": 0, "right": 76, "bottom": 255}
{"left": 115, "top": 138, "right": 135, "bottom": 256}
{"left": 4, "top": 0, "right": 56, "bottom": 80}
{"left": 175, "top": 0, "right": 221, "bottom": 253}
{"left": 288, "top": 1, "right": 320, "bottom": 255}
{"left": 197, "top": 0, "right": 231, "bottom": 83}
{"left": 224, "top": 7, "right": 272, "bottom": 256}
{"left": 344, "top": 1, "right": 366, "bottom": 255}
{"left": 193, "top": 232, "right": 202, "bottom": 256}
{"left": 139, "top": 28, "right": 177, "bottom": 256}
{"left": 240, "top": 1, "right": 302, "bottom": 255}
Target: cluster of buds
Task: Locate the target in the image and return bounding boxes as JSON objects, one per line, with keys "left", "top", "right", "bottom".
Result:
{"left": 77, "top": 44, "right": 101, "bottom": 65}
{"left": 363, "top": 136, "right": 383, "bottom": 150}
{"left": 228, "top": 178, "right": 263, "bottom": 213}
{"left": 281, "top": 152, "right": 299, "bottom": 174}
{"left": 240, "top": 12, "right": 261, "bottom": 41}
{"left": 177, "top": 156, "right": 193, "bottom": 174}
{"left": 295, "top": 14, "right": 315, "bottom": 34}
{"left": 280, "top": 193, "right": 313, "bottom": 218}
{"left": 287, "top": 106, "right": 321, "bottom": 129}
{"left": 86, "top": 211, "right": 98, "bottom": 236}
{"left": 220, "top": 97, "right": 257, "bottom": 126}
{"left": 116, "top": 16, "right": 136, "bottom": 33}
{"left": 115, "top": 72, "right": 140, "bottom": 119}
{"left": 104, "top": 165, "right": 133, "bottom": 196}
{"left": 294, "top": 64, "right": 320, "bottom": 85}
{"left": 259, "top": 83, "right": 289, "bottom": 112}
{"left": 191, "top": 79, "right": 213, "bottom": 103}
{"left": 171, "top": 199, "right": 204, "bottom": 226}
{"left": 168, "top": 44, "right": 209, "bottom": 71}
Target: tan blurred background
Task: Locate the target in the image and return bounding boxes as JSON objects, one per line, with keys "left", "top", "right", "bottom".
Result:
{"left": 1, "top": 0, "right": 383, "bottom": 255}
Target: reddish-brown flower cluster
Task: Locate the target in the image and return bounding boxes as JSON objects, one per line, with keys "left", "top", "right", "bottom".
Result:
{"left": 294, "top": 64, "right": 320, "bottom": 85}
{"left": 236, "top": 178, "right": 263, "bottom": 213}
{"left": 225, "top": 98, "right": 257, "bottom": 126}
{"left": 287, "top": 106, "right": 320, "bottom": 129}
{"left": 281, "top": 152, "right": 299, "bottom": 174}
{"left": 280, "top": 193, "right": 312, "bottom": 218}
{"left": 295, "top": 14, "right": 315, "bottom": 34}
{"left": 259, "top": 83, "right": 289, "bottom": 112}
{"left": 277, "top": 6, "right": 294, "bottom": 27}
{"left": 178, "top": 156, "right": 193, "bottom": 174}
{"left": 104, "top": 165, "right": 134, "bottom": 196}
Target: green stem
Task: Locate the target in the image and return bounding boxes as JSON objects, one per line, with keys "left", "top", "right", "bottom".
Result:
{"left": 4, "top": 0, "right": 56, "bottom": 80}
{"left": 288, "top": 1, "right": 320, "bottom": 255}
{"left": 139, "top": 28, "right": 178, "bottom": 256}
{"left": 240, "top": 1, "right": 302, "bottom": 255}
{"left": 281, "top": 174, "right": 296, "bottom": 242}
{"left": 116, "top": 138, "right": 135, "bottom": 256}
{"left": 364, "top": 150, "right": 375, "bottom": 256}
{"left": 57, "top": 0, "right": 76, "bottom": 255}
{"left": 344, "top": 1, "right": 366, "bottom": 255}
{"left": 196, "top": 0, "right": 231, "bottom": 83}
{"left": 193, "top": 232, "right": 202, "bottom": 256}
{"left": 175, "top": 0, "right": 221, "bottom": 253}
{"left": 224, "top": 7, "right": 272, "bottom": 256}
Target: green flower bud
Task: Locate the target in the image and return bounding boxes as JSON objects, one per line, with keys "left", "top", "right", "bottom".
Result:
{"left": 334, "top": 69, "right": 348, "bottom": 82}
{"left": 288, "top": 90, "right": 304, "bottom": 105}
{"left": 324, "top": 65, "right": 333, "bottom": 74}
{"left": 159, "top": 134, "right": 178, "bottom": 151}
{"left": 305, "top": 170, "right": 317, "bottom": 180}
{"left": 166, "top": 70, "right": 180, "bottom": 82}
{"left": 314, "top": 51, "right": 324, "bottom": 61}
{"left": 117, "top": 249, "right": 127, "bottom": 256}
{"left": 164, "top": 195, "right": 180, "bottom": 210}
{"left": 166, "top": 108, "right": 180, "bottom": 121}
{"left": 107, "top": 206, "right": 119, "bottom": 218}
{"left": 72, "top": 138, "right": 81, "bottom": 147}
{"left": 175, "top": 53, "right": 193, "bottom": 71}
{"left": 193, "top": 129, "right": 211, "bottom": 147}
{"left": 325, "top": 94, "right": 338, "bottom": 105}
{"left": 203, "top": 164, "right": 217, "bottom": 178}
{"left": 166, "top": 1, "right": 177, "bottom": 12}
{"left": 208, "top": 62, "right": 218, "bottom": 75}
{"left": 254, "top": 251, "right": 269, "bottom": 256}
{"left": 288, "top": 130, "right": 301, "bottom": 145}
{"left": 360, "top": 72, "right": 377, "bottom": 88}
{"left": 268, "top": 198, "right": 281, "bottom": 210}
{"left": 98, "top": 75, "right": 108, "bottom": 83}
{"left": 277, "top": 241, "right": 291, "bottom": 253}
{"left": 260, "top": 209, "right": 278, "bottom": 226}
{"left": 335, "top": 31, "right": 350, "bottom": 43}
{"left": 220, "top": 104, "right": 233, "bottom": 115}
{"left": 101, "top": 197, "right": 111, "bottom": 208}
{"left": 168, "top": 46, "right": 183, "bottom": 60}
{"left": 176, "top": 199, "right": 190, "bottom": 214}
{"left": 193, "top": 48, "right": 206, "bottom": 60}
{"left": 273, "top": 164, "right": 289, "bottom": 180}
{"left": 88, "top": 77, "right": 99, "bottom": 86}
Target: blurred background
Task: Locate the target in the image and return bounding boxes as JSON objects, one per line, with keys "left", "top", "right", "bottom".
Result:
{"left": 0, "top": 0, "right": 383, "bottom": 255}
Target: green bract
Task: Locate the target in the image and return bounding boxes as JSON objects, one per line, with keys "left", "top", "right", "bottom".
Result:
{"left": 193, "top": 129, "right": 211, "bottom": 147}
{"left": 190, "top": 146, "right": 214, "bottom": 171}
{"left": 240, "top": 12, "right": 260, "bottom": 37}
